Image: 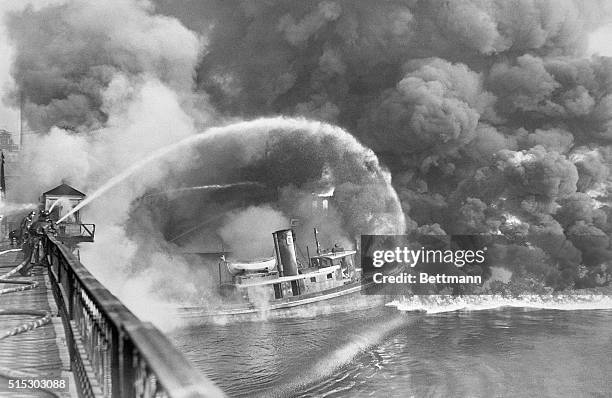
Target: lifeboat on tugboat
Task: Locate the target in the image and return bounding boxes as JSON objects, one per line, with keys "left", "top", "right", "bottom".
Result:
{"left": 225, "top": 257, "right": 276, "bottom": 274}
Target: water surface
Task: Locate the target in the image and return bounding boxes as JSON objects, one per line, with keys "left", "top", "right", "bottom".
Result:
{"left": 171, "top": 307, "right": 612, "bottom": 397}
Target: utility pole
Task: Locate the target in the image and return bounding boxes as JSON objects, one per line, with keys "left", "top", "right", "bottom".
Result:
{"left": 19, "top": 91, "right": 24, "bottom": 150}
{"left": 0, "top": 151, "right": 5, "bottom": 200}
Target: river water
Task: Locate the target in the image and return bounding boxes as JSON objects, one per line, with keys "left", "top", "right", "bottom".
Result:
{"left": 170, "top": 304, "right": 612, "bottom": 398}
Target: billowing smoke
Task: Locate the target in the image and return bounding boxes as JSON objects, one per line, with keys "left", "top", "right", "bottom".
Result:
{"left": 2, "top": 0, "right": 612, "bottom": 320}
{"left": 218, "top": 206, "right": 289, "bottom": 259}
{"left": 1, "top": 0, "right": 208, "bottom": 326}
{"left": 152, "top": 0, "right": 612, "bottom": 290}
{"left": 131, "top": 116, "right": 406, "bottom": 259}
{"left": 6, "top": 0, "right": 203, "bottom": 132}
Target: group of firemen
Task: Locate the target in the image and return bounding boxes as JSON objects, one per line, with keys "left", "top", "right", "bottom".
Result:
{"left": 13, "top": 209, "right": 56, "bottom": 276}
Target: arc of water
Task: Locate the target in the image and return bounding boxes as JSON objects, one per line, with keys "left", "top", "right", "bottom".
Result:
{"left": 142, "top": 182, "right": 264, "bottom": 199}
{"left": 48, "top": 198, "right": 61, "bottom": 212}
{"left": 58, "top": 117, "right": 404, "bottom": 230}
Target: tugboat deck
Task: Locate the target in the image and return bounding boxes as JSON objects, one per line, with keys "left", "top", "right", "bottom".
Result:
{"left": 237, "top": 265, "right": 341, "bottom": 287}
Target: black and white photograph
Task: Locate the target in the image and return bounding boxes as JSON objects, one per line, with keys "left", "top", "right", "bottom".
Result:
{"left": 0, "top": 1, "right": 611, "bottom": 397}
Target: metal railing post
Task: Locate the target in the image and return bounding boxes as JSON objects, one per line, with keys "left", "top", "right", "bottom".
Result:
{"left": 110, "top": 327, "right": 122, "bottom": 398}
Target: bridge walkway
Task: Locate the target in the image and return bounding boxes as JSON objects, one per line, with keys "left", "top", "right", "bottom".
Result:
{"left": 0, "top": 247, "right": 76, "bottom": 398}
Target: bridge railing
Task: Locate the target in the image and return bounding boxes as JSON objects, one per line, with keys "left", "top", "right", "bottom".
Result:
{"left": 45, "top": 234, "right": 225, "bottom": 398}
{"left": 56, "top": 223, "right": 96, "bottom": 243}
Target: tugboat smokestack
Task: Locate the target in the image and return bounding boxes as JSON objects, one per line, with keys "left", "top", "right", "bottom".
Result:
{"left": 272, "top": 229, "right": 299, "bottom": 277}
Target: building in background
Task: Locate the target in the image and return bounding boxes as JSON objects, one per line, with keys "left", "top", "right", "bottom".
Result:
{"left": 0, "top": 129, "right": 19, "bottom": 152}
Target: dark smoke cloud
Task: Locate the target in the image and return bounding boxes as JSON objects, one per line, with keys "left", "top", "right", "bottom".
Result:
{"left": 358, "top": 57, "right": 497, "bottom": 160}
{"left": 152, "top": 0, "right": 610, "bottom": 128}
{"left": 571, "top": 146, "right": 609, "bottom": 192}
{"left": 135, "top": 119, "right": 405, "bottom": 259}
{"left": 7, "top": 0, "right": 201, "bottom": 132}
{"left": 498, "top": 146, "right": 578, "bottom": 200}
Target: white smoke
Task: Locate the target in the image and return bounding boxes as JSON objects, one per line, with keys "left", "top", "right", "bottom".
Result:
{"left": 218, "top": 205, "right": 289, "bottom": 260}
{"left": 0, "top": 0, "right": 209, "bottom": 328}
{"left": 76, "top": 77, "right": 206, "bottom": 327}
{"left": 588, "top": 23, "right": 612, "bottom": 56}
{"left": 0, "top": 199, "right": 37, "bottom": 216}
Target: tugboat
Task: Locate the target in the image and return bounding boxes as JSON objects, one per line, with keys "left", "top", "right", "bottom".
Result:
{"left": 177, "top": 228, "right": 376, "bottom": 320}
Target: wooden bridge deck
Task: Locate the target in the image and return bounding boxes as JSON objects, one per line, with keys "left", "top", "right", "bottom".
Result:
{"left": 0, "top": 247, "right": 76, "bottom": 398}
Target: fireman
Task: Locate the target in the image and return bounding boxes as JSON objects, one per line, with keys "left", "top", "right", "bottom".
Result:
{"left": 20, "top": 210, "right": 36, "bottom": 240}
{"left": 9, "top": 229, "right": 18, "bottom": 246}
{"left": 18, "top": 211, "right": 36, "bottom": 276}
{"left": 19, "top": 209, "right": 53, "bottom": 276}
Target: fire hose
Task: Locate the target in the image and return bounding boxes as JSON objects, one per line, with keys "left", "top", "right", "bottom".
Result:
{"left": 0, "top": 247, "right": 59, "bottom": 397}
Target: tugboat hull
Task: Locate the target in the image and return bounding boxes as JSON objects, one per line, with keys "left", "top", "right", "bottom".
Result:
{"left": 177, "top": 282, "right": 385, "bottom": 322}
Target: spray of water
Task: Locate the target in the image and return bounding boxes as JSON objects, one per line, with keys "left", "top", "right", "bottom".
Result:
{"left": 142, "top": 182, "right": 265, "bottom": 198}
{"left": 387, "top": 294, "right": 612, "bottom": 314}
{"left": 0, "top": 201, "right": 37, "bottom": 216}
{"left": 58, "top": 116, "right": 404, "bottom": 226}
{"left": 254, "top": 314, "right": 420, "bottom": 398}
{"left": 0, "top": 249, "right": 22, "bottom": 256}
{"left": 47, "top": 198, "right": 61, "bottom": 212}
